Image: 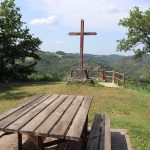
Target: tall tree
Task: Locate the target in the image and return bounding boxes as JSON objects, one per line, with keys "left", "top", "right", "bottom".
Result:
{"left": 117, "top": 7, "right": 150, "bottom": 58}
{"left": 0, "top": 0, "right": 42, "bottom": 81}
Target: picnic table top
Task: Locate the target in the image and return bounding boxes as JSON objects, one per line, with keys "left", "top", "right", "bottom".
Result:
{"left": 0, "top": 94, "right": 92, "bottom": 141}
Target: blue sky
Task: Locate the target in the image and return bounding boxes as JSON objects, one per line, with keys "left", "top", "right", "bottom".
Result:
{"left": 1, "top": 0, "right": 149, "bottom": 55}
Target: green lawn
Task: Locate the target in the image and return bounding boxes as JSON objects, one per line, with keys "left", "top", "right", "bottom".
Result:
{"left": 0, "top": 82, "right": 150, "bottom": 150}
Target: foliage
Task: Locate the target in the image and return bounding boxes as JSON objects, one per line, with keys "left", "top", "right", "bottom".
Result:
{"left": 124, "top": 77, "right": 150, "bottom": 92}
{"left": 28, "top": 72, "right": 61, "bottom": 82}
{"left": 0, "top": 0, "right": 42, "bottom": 82}
{"left": 117, "top": 7, "right": 150, "bottom": 58}
{"left": 34, "top": 51, "right": 150, "bottom": 91}
{"left": 112, "top": 54, "right": 150, "bottom": 91}
{"left": 35, "top": 51, "right": 111, "bottom": 79}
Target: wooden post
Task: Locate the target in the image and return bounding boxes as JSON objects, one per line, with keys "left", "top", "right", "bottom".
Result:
{"left": 123, "top": 73, "right": 125, "bottom": 85}
{"left": 36, "top": 136, "right": 43, "bottom": 150}
{"left": 82, "top": 116, "right": 88, "bottom": 150}
{"left": 117, "top": 73, "right": 119, "bottom": 86}
{"left": 112, "top": 70, "right": 115, "bottom": 83}
{"left": 17, "top": 133, "right": 22, "bottom": 150}
{"left": 104, "top": 70, "right": 106, "bottom": 82}
{"left": 102, "top": 70, "right": 106, "bottom": 82}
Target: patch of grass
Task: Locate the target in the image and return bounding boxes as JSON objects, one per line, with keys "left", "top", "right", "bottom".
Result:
{"left": 0, "top": 82, "right": 149, "bottom": 150}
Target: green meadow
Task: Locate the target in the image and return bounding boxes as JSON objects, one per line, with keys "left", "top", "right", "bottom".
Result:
{"left": 0, "top": 82, "right": 150, "bottom": 150}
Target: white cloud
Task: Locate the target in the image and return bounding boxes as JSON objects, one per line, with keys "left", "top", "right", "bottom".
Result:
{"left": 27, "top": 0, "right": 148, "bottom": 29}
{"left": 30, "top": 15, "right": 58, "bottom": 25}
{"left": 99, "top": 4, "right": 126, "bottom": 13}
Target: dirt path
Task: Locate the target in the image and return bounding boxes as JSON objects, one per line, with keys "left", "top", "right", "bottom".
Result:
{"left": 99, "top": 82, "right": 119, "bottom": 88}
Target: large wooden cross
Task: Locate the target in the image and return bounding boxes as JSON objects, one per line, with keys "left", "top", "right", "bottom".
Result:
{"left": 69, "top": 19, "right": 97, "bottom": 69}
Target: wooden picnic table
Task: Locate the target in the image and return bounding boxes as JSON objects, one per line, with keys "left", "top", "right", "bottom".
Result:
{"left": 0, "top": 94, "right": 93, "bottom": 150}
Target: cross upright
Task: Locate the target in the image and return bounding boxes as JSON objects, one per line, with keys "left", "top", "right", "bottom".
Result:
{"left": 69, "top": 19, "right": 97, "bottom": 69}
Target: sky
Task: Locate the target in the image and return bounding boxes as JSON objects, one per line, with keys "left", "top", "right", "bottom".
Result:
{"left": 1, "top": 0, "right": 150, "bottom": 55}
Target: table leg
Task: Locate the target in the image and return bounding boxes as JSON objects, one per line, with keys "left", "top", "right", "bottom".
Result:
{"left": 82, "top": 116, "right": 88, "bottom": 150}
{"left": 17, "top": 133, "right": 22, "bottom": 150}
{"left": 36, "top": 136, "right": 43, "bottom": 150}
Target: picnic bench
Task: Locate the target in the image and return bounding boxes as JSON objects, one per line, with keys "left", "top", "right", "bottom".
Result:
{"left": 0, "top": 94, "right": 93, "bottom": 150}
{"left": 86, "top": 114, "right": 111, "bottom": 150}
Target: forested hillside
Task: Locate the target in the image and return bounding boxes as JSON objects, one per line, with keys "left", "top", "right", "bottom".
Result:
{"left": 34, "top": 51, "right": 111, "bottom": 79}
{"left": 30, "top": 50, "right": 150, "bottom": 91}
{"left": 112, "top": 55, "right": 150, "bottom": 79}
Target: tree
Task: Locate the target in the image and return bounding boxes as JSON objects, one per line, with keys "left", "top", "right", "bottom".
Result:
{"left": 117, "top": 7, "right": 150, "bottom": 58}
{"left": 0, "top": 0, "right": 42, "bottom": 81}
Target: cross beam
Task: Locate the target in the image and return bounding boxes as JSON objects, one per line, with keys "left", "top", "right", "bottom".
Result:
{"left": 68, "top": 19, "right": 97, "bottom": 69}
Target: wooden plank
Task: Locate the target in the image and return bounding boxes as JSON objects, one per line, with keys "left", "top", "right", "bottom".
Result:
{"left": 0, "top": 94, "right": 43, "bottom": 121}
{"left": 99, "top": 114, "right": 111, "bottom": 150}
{"left": 86, "top": 114, "right": 101, "bottom": 150}
{"left": 50, "top": 96, "right": 84, "bottom": 138}
{"left": 43, "top": 139, "right": 67, "bottom": 147}
{"left": 34, "top": 95, "right": 76, "bottom": 137}
{"left": 5, "top": 94, "right": 59, "bottom": 132}
{"left": 66, "top": 96, "right": 93, "bottom": 140}
{"left": 0, "top": 131, "right": 5, "bottom": 138}
{"left": 69, "top": 32, "right": 97, "bottom": 35}
{"left": 0, "top": 94, "right": 51, "bottom": 130}
{"left": 20, "top": 95, "right": 68, "bottom": 133}
{"left": 105, "top": 76, "right": 112, "bottom": 78}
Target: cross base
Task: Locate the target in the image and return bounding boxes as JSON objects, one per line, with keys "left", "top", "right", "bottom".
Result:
{"left": 69, "top": 69, "right": 93, "bottom": 83}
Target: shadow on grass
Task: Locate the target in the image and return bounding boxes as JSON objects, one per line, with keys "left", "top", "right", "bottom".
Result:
{"left": 0, "top": 91, "right": 33, "bottom": 101}
{"left": 0, "top": 82, "right": 61, "bottom": 101}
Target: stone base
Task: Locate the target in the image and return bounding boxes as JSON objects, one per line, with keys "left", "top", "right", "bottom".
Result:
{"left": 69, "top": 69, "right": 93, "bottom": 83}
{"left": 70, "top": 69, "right": 89, "bottom": 80}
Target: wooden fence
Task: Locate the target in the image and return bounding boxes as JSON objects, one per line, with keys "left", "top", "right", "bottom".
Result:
{"left": 70, "top": 69, "right": 125, "bottom": 85}
{"left": 102, "top": 70, "right": 125, "bottom": 85}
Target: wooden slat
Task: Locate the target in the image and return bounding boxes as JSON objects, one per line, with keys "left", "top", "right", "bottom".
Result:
{"left": 0, "top": 131, "right": 5, "bottom": 138}
{"left": 99, "top": 114, "right": 111, "bottom": 150}
{"left": 5, "top": 94, "right": 59, "bottom": 132}
{"left": 105, "top": 71, "right": 113, "bottom": 73}
{"left": 20, "top": 95, "right": 68, "bottom": 133}
{"left": 69, "top": 32, "right": 97, "bottom": 35}
{"left": 0, "top": 94, "right": 43, "bottom": 121}
{"left": 34, "top": 95, "right": 76, "bottom": 137}
{"left": 66, "top": 96, "right": 93, "bottom": 140}
{"left": 86, "top": 114, "right": 101, "bottom": 150}
{"left": 0, "top": 94, "right": 50, "bottom": 129}
{"left": 50, "top": 96, "right": 84, "bottom": 138}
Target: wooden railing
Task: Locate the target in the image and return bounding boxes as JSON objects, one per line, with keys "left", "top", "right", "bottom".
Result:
{"left": 70, "top": 69, "right": 125, "bottom": 85}
{"left": 102, "top": 70, "right": 125, "bottom": 85}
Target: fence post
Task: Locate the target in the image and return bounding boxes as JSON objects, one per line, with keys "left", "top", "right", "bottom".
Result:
{"left": 123, "top": 73, "right": 125, "bottom": 85}
{"left": 112, "top": 70, "right": 115, "bottom": 83}
{"left": 117, "top": 72, "right": 119, "bottom": 86}
{"left": 102, "top": 70, "right": 106, "bottom": 82}
{"left": 70, "top": 69, "right": 73, "bottom": 78}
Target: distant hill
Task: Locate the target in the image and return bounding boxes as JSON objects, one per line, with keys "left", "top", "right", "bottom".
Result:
{"left": 112, "top": 54, "right": 150, "bottom": 81}
{"left": 35, "top": 51, "right": 111, "bottom": 78}
{"left": 35, "top": 51, "right": 150, "bottom": 82}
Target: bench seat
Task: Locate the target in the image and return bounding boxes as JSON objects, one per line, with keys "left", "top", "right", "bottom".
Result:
{"left": 86, "top": 114, "right": 111, "bottom": 150}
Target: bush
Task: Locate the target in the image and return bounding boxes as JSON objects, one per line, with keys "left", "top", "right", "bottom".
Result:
{"left": 28, "top": 73, "right": 61, "bottom": 82}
